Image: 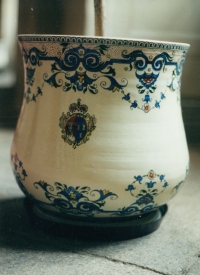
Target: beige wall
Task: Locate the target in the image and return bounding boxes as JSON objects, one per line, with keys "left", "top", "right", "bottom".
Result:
{"left": 85, "top": 0, "right": 200, "bottom": 101}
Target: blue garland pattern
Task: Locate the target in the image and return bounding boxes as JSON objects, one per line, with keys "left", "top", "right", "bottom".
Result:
{"left": 11, "top": 154, "right": 189, "bottom": 216}
{"left": 20, "top": 41, "right": 187, "bottom": 112}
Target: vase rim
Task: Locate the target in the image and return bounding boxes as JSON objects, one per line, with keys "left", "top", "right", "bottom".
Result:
{"left": 17, "top": 34, "right": 190, "bottom": 49}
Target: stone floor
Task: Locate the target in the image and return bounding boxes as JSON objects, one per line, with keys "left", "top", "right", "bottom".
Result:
{"left": 0, "top": 126, "right": 200, "bottom": 275}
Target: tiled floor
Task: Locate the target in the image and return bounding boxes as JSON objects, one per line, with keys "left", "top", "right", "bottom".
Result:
{"left": 0, "top": 127, "right": 200, "bottom": 275}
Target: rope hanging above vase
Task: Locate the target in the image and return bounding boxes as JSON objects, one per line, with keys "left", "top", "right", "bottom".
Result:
{"left": 94, "top": 0, "right": 105, "bottom": 36}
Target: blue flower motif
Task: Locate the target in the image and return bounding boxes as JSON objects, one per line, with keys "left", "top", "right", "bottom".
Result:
{"left": 32, "top": 94, "right": 36, "bottom": 102}
{"left": 160, "top": 175, "right": 165, "bottom": 181}
{"left": 122, "top": 93, "right": 130, "bottom": 101}
{"left": 143, "top": 94, "right": 151, "bottom": 103}
{"left": 134, "top": 175, "right": 143, "bottom": 183}
{"left": 161, "top": 92, "right": 166, "bottom": 100}
{"left": 146, "top": 181, "right": 156, "bottom": 188}
{"left": 126, "top": 184, "right": 135, "bottom": 191}
{"left": 155, "top": 100, "right": 160, "bottom": 108}
{"left": 60, "top": 186, "right": 84, "bottom": 201}
{"left": 37, "top": 87, "right": 42, "bottom": 95}
{"left": 26, "top": 67, "right": 35, "bottom": 85}
{"left": 22, "top": 169, "right": 28, "bottom": 178}
{"left": 163, "top": 182, "right": 168, "bottom": 188}
{"left": 130, "top": 100, "right": 138, "bottom": 109}
{"left": 136, "top": 193, "right": 154, "bottom": 205}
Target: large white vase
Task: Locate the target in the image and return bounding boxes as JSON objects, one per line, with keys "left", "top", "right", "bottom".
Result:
{"left": 11, "top": 35, "right": 189, "bottom": 224}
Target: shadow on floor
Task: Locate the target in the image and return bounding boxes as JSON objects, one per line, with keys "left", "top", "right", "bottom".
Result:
{"left": 0, "top": 197, "right": 140, "bottom": 252}
{"left": 0, "top": 197, "right": 165, "bottom": 251}
{"left": 0, "top": 197, "right": 107, "bottom": 252}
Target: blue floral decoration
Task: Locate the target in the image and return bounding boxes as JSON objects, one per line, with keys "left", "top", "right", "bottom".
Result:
{"left": 146, "top": 181, "right": 156, "bottom": 188}
{"left": 155, "top": 101, "right": 160, "bottom": 108}
{"left": 11, "top": 153, "right": 32, "bottom": 199}
{"left": 26, "top": 67, "right": 35, "bottom": 86}
{"left": 134, "top": 175, "right": 143, "bottom": 183}
{"left": 125, "top": 170, "right": 170, "bottom": 213}
{"left": 143, "top": 94, "right": 152, "bottom": 103}
{"left": 21, "top": 41, "right": 187, "bottom": 112}
{"left": 34, "top": 180, "right": 118, "bottom": 215}
{"left": 11, "top": 153, "right": 189, "bottom": 217}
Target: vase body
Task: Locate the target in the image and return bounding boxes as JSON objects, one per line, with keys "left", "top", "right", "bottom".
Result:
{"left": 11, "top": 35, "right": 190, "bottom": 218}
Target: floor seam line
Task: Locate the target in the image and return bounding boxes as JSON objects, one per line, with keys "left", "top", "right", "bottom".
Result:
{"left": 79, "top": 251, "right": 171, "bottom": 275}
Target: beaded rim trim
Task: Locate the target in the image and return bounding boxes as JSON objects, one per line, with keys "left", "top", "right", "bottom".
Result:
{"left": 18, "top": 35, "right": 190, "bottom": 51}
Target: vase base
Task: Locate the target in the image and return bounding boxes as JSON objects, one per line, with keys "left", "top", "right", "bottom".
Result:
{"left": 24, "top": 198, "right": 167, "bottom": 241}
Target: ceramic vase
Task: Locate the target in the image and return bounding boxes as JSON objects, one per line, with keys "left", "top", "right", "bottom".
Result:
{"left": 11, "top": 35, "right": 190, "bottom": 222}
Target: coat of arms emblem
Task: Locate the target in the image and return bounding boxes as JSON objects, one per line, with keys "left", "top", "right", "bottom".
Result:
{"left": 59, "top": 99, "right": 96, "bottom": 148}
